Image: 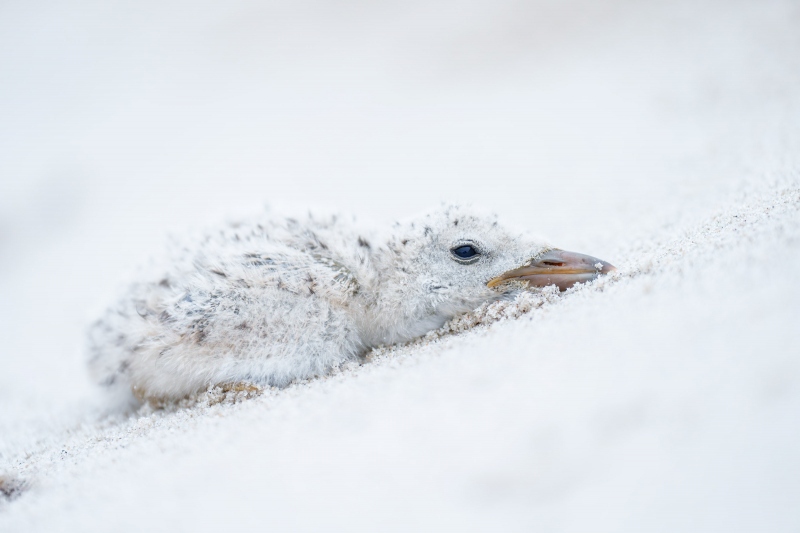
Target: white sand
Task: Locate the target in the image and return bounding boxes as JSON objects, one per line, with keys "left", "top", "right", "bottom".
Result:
{"left": 1, "top": 1, "right": 799, "bottom": 531}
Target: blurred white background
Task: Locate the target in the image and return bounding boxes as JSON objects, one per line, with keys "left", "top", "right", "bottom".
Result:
{"left": 1, "top": 1, "right": 799, "bottom": 529}
{"left": 0, "top": 0, "right": 800, "bottom": 404}
{"left": 2, "top": 0, "right": 799, "bottom": 432}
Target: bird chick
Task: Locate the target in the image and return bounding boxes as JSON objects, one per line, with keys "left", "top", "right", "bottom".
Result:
{"left": 87, "top": 205, "right": 614, "bottom": 401}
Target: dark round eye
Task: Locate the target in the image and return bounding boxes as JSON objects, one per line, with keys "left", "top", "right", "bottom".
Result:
{"left": 451, "top": 245, "right": 480, "bottom": 262}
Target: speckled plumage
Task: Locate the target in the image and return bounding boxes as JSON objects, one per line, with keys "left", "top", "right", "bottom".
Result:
{"left": 87, "top": 205, "right": 553, "bottom": 401}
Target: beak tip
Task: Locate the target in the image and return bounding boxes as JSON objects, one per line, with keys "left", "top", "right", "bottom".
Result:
{"left": 599, "top": 263, "right": 617, "bottom": 275}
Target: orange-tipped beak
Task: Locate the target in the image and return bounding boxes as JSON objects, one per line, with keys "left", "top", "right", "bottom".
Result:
{"left": 487, "top": 249, "right": 616, "bottom": 292}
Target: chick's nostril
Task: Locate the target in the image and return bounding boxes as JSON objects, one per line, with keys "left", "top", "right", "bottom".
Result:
{"left": 541, "top": 261, "right": 565, "bottom": 266}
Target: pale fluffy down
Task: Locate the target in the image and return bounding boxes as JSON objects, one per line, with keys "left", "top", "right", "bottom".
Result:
{"left": 87, "top": 205, "right": 551, "bottom": 400}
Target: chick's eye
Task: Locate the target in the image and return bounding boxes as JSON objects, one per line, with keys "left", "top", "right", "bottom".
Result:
{"left": 451, "top": 245, "right": 480, "bottom": 260}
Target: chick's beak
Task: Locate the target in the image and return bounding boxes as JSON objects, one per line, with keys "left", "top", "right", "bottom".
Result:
{"left": 487, "top": 249, "right": 616, "bottom": 292}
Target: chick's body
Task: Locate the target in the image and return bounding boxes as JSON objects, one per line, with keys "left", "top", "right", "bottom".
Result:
{"left": 89, "top": 212, "right": 385, "bottom": 400}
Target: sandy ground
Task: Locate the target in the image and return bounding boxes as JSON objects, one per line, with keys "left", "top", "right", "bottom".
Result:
{"left": 1, "top": 0, "right": 799, "bottom": 531}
